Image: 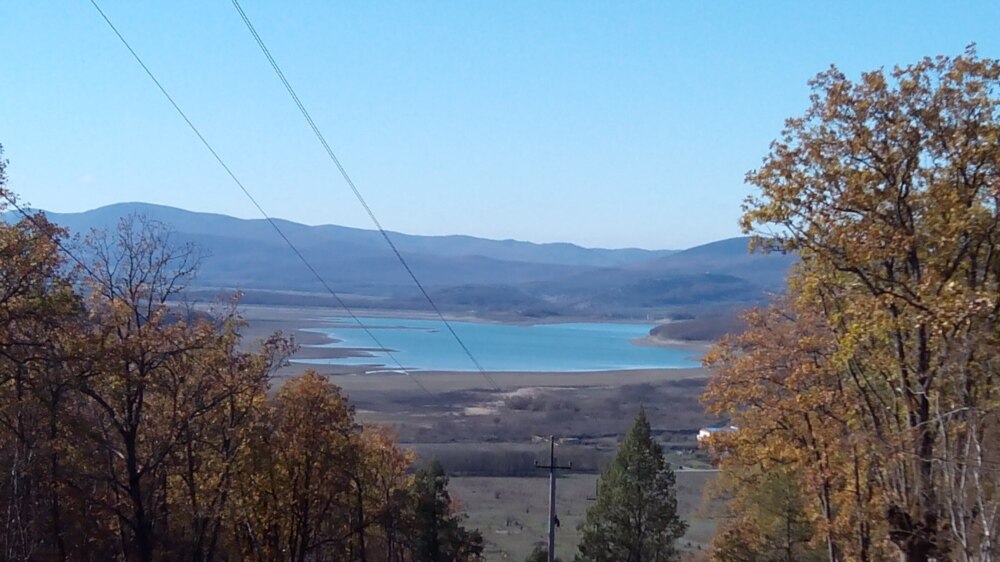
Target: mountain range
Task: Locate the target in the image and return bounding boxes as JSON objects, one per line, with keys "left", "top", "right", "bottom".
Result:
{"left": 5, "top": 203, "right": 796, "bottom": 318}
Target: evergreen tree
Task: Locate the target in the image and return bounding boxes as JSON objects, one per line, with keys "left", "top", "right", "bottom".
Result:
{"left": 576, "top": 408, "right": 687, "bottom": 562}
{"left": 410, "top": 461, "right": 483, "bottom": 562}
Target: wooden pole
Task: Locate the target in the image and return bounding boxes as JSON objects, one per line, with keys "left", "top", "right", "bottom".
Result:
{"left": 535, "top": 435, "right": 573, "bottom": 562}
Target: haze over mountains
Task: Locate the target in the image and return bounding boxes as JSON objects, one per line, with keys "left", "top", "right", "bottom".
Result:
{"left": 8, "top": 203, "right": 795, "bottom": 317}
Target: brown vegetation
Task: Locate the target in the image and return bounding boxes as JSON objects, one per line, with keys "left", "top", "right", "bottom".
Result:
{"left": 0, "top": 155, "right": 481, "bottom": 561}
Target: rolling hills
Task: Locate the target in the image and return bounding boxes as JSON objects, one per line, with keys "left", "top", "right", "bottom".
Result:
{"left": 5, "top": 203, "right": 795, "bottom": 317}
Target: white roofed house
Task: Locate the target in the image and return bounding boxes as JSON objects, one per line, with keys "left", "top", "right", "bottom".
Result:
{"left": 696, "top": 425, "right": 737, "bottom": 443}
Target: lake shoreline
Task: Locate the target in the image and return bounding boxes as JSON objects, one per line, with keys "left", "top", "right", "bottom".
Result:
{"left": 235, "top": 304, "right": 706, "bottom": 373}
{"left": 284, "top": 311, "right": 701, "bottom": 372}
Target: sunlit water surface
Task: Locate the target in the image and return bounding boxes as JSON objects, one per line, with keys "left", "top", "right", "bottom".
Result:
{"left": 294, "top": 317, "right": 701, "bottom": 372}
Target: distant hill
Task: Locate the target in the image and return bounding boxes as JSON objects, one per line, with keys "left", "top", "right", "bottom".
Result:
{"left": 4, "top": 203, "right": 796, "bottom": 316}
{"left": 527, "top": 237, "right": 793, "bottom": 309}
{"left": 425, "top": 285, "right": 546, "bottom": 312}
{"left": 587, "top": 273, "right": 762, "bottom": 308}
{"left": 628, "top": 237, "right": 796, "bottom": 290}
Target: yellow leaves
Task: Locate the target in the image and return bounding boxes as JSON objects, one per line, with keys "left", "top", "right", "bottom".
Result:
{"left": 703, "top": 286, "right": 913, "bottom": 558}
{"left": 715, "top": 47, "right": 1000, "bottom": 560}
{"left": 223, "top": 370, "right": 424, "bottom": 560}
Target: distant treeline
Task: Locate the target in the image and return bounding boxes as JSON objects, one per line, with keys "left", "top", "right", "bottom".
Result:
{"left": 415, "top": 446, "right": 609, "bottom": 477}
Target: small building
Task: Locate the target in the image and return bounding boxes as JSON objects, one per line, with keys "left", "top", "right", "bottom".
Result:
{"left": 696, "top": 425, "right": 737, "bottom": 443}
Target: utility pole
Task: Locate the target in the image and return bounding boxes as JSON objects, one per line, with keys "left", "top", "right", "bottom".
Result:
{"left": 535, "top": 436, "right": 573, "bottom": 562}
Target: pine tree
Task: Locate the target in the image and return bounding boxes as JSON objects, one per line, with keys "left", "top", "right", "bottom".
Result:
{"left": 576, "top": 408, "right": 687, "bottom": 562}
{"left": 410, "top": 461, "right": 483, "bottom": 562}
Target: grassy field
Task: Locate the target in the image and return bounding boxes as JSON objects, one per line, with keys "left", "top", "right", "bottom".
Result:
{"left": 450, "top": 471, "right": 717, "bottom": 561}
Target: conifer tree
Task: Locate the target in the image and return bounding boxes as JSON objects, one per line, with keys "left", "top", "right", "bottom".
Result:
{"left": 410, "top": 461, "right": 483, "bottom": 562}
{"left": 576, "top": 408, "right": 687, "bottom": 562}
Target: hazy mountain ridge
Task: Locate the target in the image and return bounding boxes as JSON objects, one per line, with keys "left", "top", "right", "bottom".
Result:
{"left": 4, "top": 203, "right": 796, "bottom": 315}
{"left": 33, "top": 203, "right": 676, "bottom": 267}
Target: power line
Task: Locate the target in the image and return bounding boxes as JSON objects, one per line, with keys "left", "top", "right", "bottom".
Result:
{"left": 86, "top": 0, "right": 433, "bottom": 396}
{"left": 229, "top": 0, "right": 502, "bottom": 392}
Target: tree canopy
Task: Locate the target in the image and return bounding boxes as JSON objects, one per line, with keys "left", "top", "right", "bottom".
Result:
{"left": 704, "top": 47, "right": 1000, "bottom": 562}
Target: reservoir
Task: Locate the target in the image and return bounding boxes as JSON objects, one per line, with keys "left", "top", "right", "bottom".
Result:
{"left": 296, "top": 316, "right": 701, "bottom": 372}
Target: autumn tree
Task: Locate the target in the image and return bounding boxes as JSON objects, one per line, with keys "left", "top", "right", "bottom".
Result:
{"left": 703, "top": 299, "right": 888, "bottom": 561}
{"left": 18, "top": 213, "right": 292, "bottom": 562}
{"left": 352, "top": 425, "right": 416, "bottom": 562}
{"left": 231, "top": 371, "right": 449, "bottom": 562}
{"left": 0, "top": 145, "right": 87, "bottom": 560}
{"left": 0, "top": 145, "right": 474, "bottom": 562}
{"left": 707, "top": 47, "right": 1000, "bottom": 562}
{"left": 68, "top": 216, "right": 219, "bottom": 561}
{"left": 576, "top": 408, "right": 687, "bottom": 562}
{"left": 164, "top": 314, "right": 291, "bottom": 562}
{"left": 231, "top": 370, "right": 357, "bottom": 561}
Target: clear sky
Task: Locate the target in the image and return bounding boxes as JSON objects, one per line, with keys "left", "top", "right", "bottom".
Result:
{"left": 2, "top": 2, "right": 998, "bottom": 249}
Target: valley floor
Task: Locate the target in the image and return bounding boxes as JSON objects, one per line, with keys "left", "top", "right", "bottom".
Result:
{"left": 240, "top": 305, "right": 721, "bottom": 561}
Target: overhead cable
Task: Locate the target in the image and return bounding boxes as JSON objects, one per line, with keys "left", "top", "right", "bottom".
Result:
{"left": 230, "top": 0, "right": 501, "bottom": 391}
{"left": 86, "top": 0, "right": 433, "bottom": 396}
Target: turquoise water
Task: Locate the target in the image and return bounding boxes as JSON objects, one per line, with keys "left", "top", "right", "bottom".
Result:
{"left": 295, "top": 316, "right": 700, "bottom": 372}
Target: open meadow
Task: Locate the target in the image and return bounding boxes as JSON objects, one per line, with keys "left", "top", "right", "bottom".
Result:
{"left": 449, "top": 471, "right": 717, "bottom": 561}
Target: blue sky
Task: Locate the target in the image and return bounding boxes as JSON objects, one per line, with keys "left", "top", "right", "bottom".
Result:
{"left": 2, "top": 1, "right": 998, "bottom": 249}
